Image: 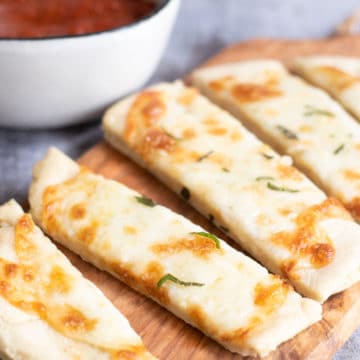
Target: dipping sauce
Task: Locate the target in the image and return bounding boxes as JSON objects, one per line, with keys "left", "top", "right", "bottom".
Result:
{"left": 0, "top": 0, "right": 157, "bottom": 38}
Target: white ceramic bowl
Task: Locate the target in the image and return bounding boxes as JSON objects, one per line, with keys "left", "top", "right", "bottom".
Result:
{"left": 0, "top": 0, "right": 179, "bottom": 128}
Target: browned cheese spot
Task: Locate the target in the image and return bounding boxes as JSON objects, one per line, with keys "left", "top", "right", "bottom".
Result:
{"left": 182, "top": 127, "right": 197, "bottom": 139}
{"left": 265, "top": 108, "right": 278, "bottom": 117}
{"left": 22, "top": 267, "right": 35, "bottom": 282}
{"left": 220, "top": 277, "right": 290, "bottom": 346}
{"left": 123, "top": 91, "right": 167, "bottom": 149}
{"left": 278, "top": 208, "right": 293, "bottom": 217}
{"left": 299, "top": 124, "right": 313, "bottom": 133}
{"left": 144, "top": 128, "right": 176, "bottom": 152}
{"left": 70, "top": 203, "right": 86, "bottom": 220}
{"left": 207, "top": 127, "right": 228, "bottom": 136}
{"left": 171, "top": 149, "right": 202, "bottom": 164}
{"left": 177, "top": 87, "right": 199, "bottom": 106}
{"left": 254, "top": 277, "right": 290, "bottom": 315}
{"left": 203, "top": 116, "right": 241, "bottom": 141}
{"left": 46, "top": 266, "right": 73, "bottom": 294}
{"left": 110, "top": 345, "right": 150, "bottom": 360}
{"left": 280, "top": 259, "right": 298, "bottom": 280}
{"left": 231, "top": 81, "right": 282, "bottom": 103}
{"left": 15, "top": 214, "right": 36, "bottom": 260}
{"left": 151, "top": 234, "right": 220, "bottom": 259}
{"left": 343, "top": 169, "right": 360, "bottom": 181}
{"left": 315, "top": 66, "right": 359, "bottom": 92}
{"left": 208, "top": 76, "right": 235, "bottom": 92}
{"left": 276, "top": 164, "right": 303, "bottom": 181}
{"left": 202, "top": 117, "right": 218, "bottom": 126}
{"left": 42, "top": 171, "right": 98, "bottom": 244}
{"left": 256, "top": 214, "right": 273, "bottom": 226}
{"left": 4, "top": 263, "right": 18, "bottom": 278}
{"left": 77, "top": 221, "right": 98, "bottom": 245}
{"left": 272, "top": 198, "right": 350, "bottom": 277}
{"left": 123, "top": 225, "right": 137, "bottom": 235}
{"left": 61, "top": 306, "right": 97, "bottom": 333}
{"left": 230, "top": 130, "right": 243, "bottom": 142}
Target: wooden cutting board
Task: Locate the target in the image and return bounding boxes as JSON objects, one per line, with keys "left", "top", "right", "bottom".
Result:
{"left": 67, "top": 36, "right": 360, "bottom": 359}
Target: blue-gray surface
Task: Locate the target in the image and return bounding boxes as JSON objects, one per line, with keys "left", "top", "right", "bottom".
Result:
{"left": 0, "top": 1, "right": 359, "bottom": 358}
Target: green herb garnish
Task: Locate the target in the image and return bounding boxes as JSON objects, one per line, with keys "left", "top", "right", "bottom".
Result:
{"left": 304, "top": 105, "right": 334, "bottom": 118}
{"left": 267, "top": 182, "right": 299, "bottom": 193}
{"left": 157, "top": 274, "right": 204, "bottom": 288}
{"left": 256, "top": 176, "right": 275, "bottom": 181}
{"left": 222, "top": 167, "right": 230, "bottom": 172}
{"left": 334, "top": 143, "right": 345, "bottom": 155}
{"left": 261, "top": 152, "right": 274, "bottom": 160}
{"left": 276, "top": 125, "right": 298, "bottom": 140}
{"left": 191, "top": 231, "right": 220, "bottom": 249}
{"left": 135, "top": 195, "right": 156, "bottom": 207}
{"left": 197, "top": 150, "right": 214, "bottom": 162}
{"left": 180, "top": 187, "right": 191, "bottom": 201}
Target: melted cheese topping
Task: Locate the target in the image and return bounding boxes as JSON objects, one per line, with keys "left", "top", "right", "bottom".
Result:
{"left": 203, "top": 59, "right": 360, "bottom": 221}
{"left": 0, "top": 200, "right": 152, "bottom": 360}
{"left": 103, "top": 80, "right": 360, "bottom": 303}
{"left": 292, "top": 56, "right": 360, "bottom": 122}
{"left": 29, "top": 149, "right": 321, "bottom": 358}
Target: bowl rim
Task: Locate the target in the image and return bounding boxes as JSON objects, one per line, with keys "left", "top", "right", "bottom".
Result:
{"left": 0, "top": 0, "right": 173, "bottom": 42}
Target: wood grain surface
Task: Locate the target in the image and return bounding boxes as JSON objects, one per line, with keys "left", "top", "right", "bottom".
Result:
{"left": 70, "top": 37, "right": 360, "bottom": 359}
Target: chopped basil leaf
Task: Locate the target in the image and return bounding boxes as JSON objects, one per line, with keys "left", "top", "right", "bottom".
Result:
{"left": 197, "top": 150, "right": 214, "bottom": 162}
{"left": 261, "top": 152, "right": 274, "bottom": 160}
{"left": 304, "top": 105, "right": 334, "bottom": 118}
{"left": 276, "top": 125, "right": 298, "bottom": 140}
{"left": 135, "top": 195, "right": 156, "bottom": 207}
{"left": 180, "top": 187, "right": 191, "bottom": 201}
{"left": 334, "top": 143, "right": 345, "bottom": 155}
{"left": 219, "top": 225, "right": 229, "bottom": 233}
{"left": 191, "top": 231, "right": 220, "bottom": 249}
{"left": 222, "top": 167, "right": 230, "bottom": 172}
{"left": 157, "top": 273, "right": 204, "bottom": 288}
{"left": 256, "top": 176, "right": 275, "bottom": 181}
{"left": 267, "top": 182, "right": 299, "bottom": 193}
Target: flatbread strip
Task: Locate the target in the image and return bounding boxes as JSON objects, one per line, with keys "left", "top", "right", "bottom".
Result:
{"left": 292, "top": 56, "right": 360, "bottom": 123}
{"left": 0, "top": 200, "right": 154, "bottom": 360}
{"left": 29, "top": 148, "right": 321, "bottom": 358}
{"left": 103, "top": 80, "right": 360, "bottom": 303}
{"left": 191, "top": 60, "right": 360, "bottom": 223}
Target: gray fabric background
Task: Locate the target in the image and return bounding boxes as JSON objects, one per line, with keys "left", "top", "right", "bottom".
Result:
{"left": 0, "top": 0, "right": 359, "bottom": 358}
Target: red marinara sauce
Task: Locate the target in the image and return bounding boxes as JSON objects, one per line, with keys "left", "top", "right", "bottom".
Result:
{"left": 0, "top": 0, "right": 157, "bottom": 38}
